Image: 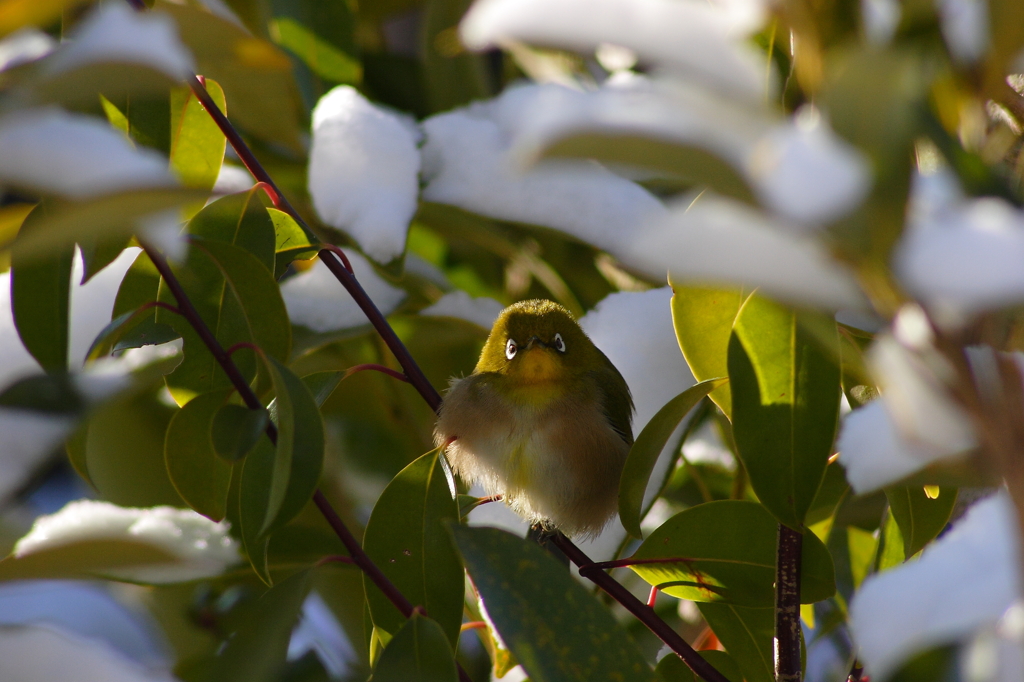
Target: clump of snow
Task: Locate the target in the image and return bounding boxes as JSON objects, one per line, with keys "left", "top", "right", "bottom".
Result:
{"left": 896, "top": 195, "right": 1024, "bottom": 327}
{"left": 744, "top": 107, "right": 871, "bottom": 226}
{"left": 420, "top": 291, "right": 504, "bottom": 329}
{"left": 0, "top": 411, "right": 78, "bottom": 503}
{"left": 936, "top": 0, "right": 989, "bottom": 64}
{"left": 421, "top": 85, "right": 665, "bottom": 256}
{"left": 308, "top": 86, "right": 421, "bottom": 264}
{"left": 622, "top": 193, "right": 866, "bottom": 311}
{"left": 280, "top": 252, "right": 406, "bottom": 333}
{"left": 212, "top": 164, "right": 254, "bottom": 195}
{"left": 0, "top": 624, "right": 180, "bottom": 682}
{"left": 0, "top": 28, "right": 55, "bottom": 72}
{"left": 14, "top": 500, "right": 239, "bottom": 584}
{"left": 851, "top": 492, "right": 1020, "bottom": 679}
{"left": 460, "top": 0, "right": 768, "bottom": 99}
{"left": 45, "top": 3, "right": 195, "bottom": 79}
{"left": 0, "top": 109, "right": 175, "bottom": 198}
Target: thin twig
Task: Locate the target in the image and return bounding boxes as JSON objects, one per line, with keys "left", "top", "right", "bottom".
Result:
{"left": 343, "top": 363, "right": 411, "bottom": 384}
{"left": 775, "top": 524, "right": 803, "bottom": 682}
{"left": 551, "top": 533, "right": 730, "bottom": 682}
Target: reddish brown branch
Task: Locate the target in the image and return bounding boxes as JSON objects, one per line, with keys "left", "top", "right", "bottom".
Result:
{"left": 589, "top": 556, "right": 697, "bottom": 570}
{"left": 343, "top": 363, "right": 411, "bottom": 384}
{"left": 225, "top": 341, "right": 260, "bottom": 357}
{"left": 776, "top": 524, "right": 803, "bottom": 682}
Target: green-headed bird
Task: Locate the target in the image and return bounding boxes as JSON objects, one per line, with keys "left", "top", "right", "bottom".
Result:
{"left": 434, "top": 299, "right": 634, "bottom": 538}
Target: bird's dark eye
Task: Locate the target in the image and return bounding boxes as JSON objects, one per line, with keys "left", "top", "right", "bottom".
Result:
{"left": 505, "top": 338, "right": 517, "bottom": 360}
{"left": 553, "top": 333, "right": 565, "bottom": 353}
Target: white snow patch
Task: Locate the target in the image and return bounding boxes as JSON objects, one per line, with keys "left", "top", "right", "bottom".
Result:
{"left": 14, "top": 500, "right": 240, "bottom": 584}
{"left": 45, "top": 3, "right": 194, "bottom": 79}
{"left": 0, "top": 28, "right": 55, "bottom": 72}
{"left": 622, "top": 193, "right": 867, "bottom": 311}
{"left": 420, "top": 291, "right": 504, "bottom": 329}
{"left": 936, "top": 0, "right": 989, "bottom": 64}
{"left": 280, "top": 252, "right": 406, "bottom": 333}
{"left": 421, "top": 85, "right": 665, "bottom": 255}
{"left": 0, "top": 109, "right": 175, "bottom": 198}
{"left": 212, "top": 164, "right": 254, "bottom": 195}
{"left": 0, "top": 625, "right": 180, "bottom": 682}
{"left": 460, "top": 0, "right": 768, "bottom": 99}
{"left": 308, "top": 86, "right": 421, "bottom": 263}
{"left": 851, "top": 492, "right": 1021, "bottom": 679}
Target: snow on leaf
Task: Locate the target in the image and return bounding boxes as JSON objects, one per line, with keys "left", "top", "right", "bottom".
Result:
{"left": 936, "top": 0, "right": 989, "bottom": 64}
{"left": 308, "top": 86, "right": 421, "bottom": 264}
{"left": 0, "top": 624, "right": 181, "bottom": 682}
{"left": 45, "top": 3, "right": 195, "bottom": 79}
{"left": 14, "top": 500, "right": 240, "bottom": 584}
{"left": 280, "top": 252, "right": 405, "bottom": 333}
{"left": 851, "top": 492, "right": 1020, "bottom": 680}
{"left": 895, "top": 194, "right": 1024, "bottom": 326}
{"left": 420, "top": 291, "right": 504, "bottom": 330}
{"left": 0, "top": 109, "right": 175, "bottom": 198}
{"left": 0, "top": 28, "right": 55, "bottom": 73}
{"left": 621, "top": 193, "right": 867, "bottom": 310}
{"left": 744, "top": 107, "right": 871, "bottom": 226}
{"left": 421, "top": 85, "right": 665, "bottom": 256}
{"left": 460, "top": 0, "right": 768, "bottom": 99}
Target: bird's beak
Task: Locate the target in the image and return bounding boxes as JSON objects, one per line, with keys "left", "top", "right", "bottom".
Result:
{"left": 525, "top": 336, "right": 545, "bottom": 351}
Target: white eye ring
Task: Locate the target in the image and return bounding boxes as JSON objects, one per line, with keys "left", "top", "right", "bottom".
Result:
{"left": 505, "top": 338, "right": 517, "bottom": 360}
{"left": 553, "top": 333, "right": 565, "bottom": 353}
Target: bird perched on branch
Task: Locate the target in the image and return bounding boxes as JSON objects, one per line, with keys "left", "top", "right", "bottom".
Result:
{"left": 434, "top": 299, "right": 634, "bottom": 538}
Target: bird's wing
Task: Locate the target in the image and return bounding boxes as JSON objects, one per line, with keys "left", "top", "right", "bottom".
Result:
{"left": 590, "top": 350, "right": 634, "bottom": 447}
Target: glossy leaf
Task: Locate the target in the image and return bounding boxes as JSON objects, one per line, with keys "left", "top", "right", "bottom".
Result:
{"left": 188, "top": 188, "right": 276, "bottom": 268}
{"left": 164, "top": 389, "right": 235, "bottom": 521}
{"left": 258, "top": 356, "right": 325, "bottom": 535}
{"left": 670, "top": 282, "right": 751, "bottom": 419}
{"left": 884, "top": 486, "right": 958, "bottom": 558}
{"left": 363, "top": 448, "right": 462, "bottom": 647}
{"left": 10, "top": 204, "right": 74, "bottom": 371}
{"left": 727, "top": 295, "right": 841, "bottom": 528}
{"left": 268, "top": 0, "right": 360, "bottom": 85}
{"left": 99, "top": 93, "right": 171, "bottom": 155}
{"left": 876, "top": 508, "right": 905, "bottom": 572}
{"left": 628, "top": 500, "right": 835, "bottom": 606}
{"left": 619, "top": 377, "right": 727, "bottom": 538}
{"left": 205, "top": 569, "right": 312, "bottom": 682}
{"left": 113, "top": 249, "right": 162, "bottom": 318}
{"left": 544, "top": 134, "right": 756, "bottom": 204}
{"left": 373, "top": 613, "right": 458, "bottom": 682}
{"left": 79, "top": 237, "right": 130, "bottom": 284}
{"left": 269, "top": 208, "right": 319, "bottom": 278}
{"left": 696, "top": 603, "right": 774, "bottom": 682}
{"left": 655, "top": 651, "right": 743, "bottom": 682}
{"left": 86, "top": 308, "right": 181, "bottom": 361}
{"left": 239, "top": 437, "right": 276, "bottom": 584}
{"left": 170, "top": 78, "right": 228, "bottom": 193}
{"left": 156, "top": 0, "right": 305, "bottom": 150}
{"left": 451, "top": 525, "right": 658, "bottom": 682}
{"left": 212, "top": 403, "right": 269, "bottom": 462}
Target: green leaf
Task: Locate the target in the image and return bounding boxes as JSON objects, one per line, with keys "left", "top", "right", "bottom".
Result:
{"left": 188, "top": 189, "right": 277, "bottom": 269}
{"left": 696, "top": 603, "right": 774, "bottom": 682}
{"left": 269, "top": 208, "right": 320, "bottom": 278}
{"left": 34, "top": 64, "right": 178, "bottom": 113}
{"left": 170, "top": 78, "right": 228, "bottom": 193}
{"left": 619, "top": 378, "right": 727, "bottom": 538}
{"left": 373, "top": 613, "right": 458, "bottom": 682}
{"left": 10, "top": 204, "right": 74, "bottom": 371}
{"left": 669, "top": 283, "right": 751, "bottom": 419}
{"left": 83, "top": 389, "right": 185, "bottom": 508}
{"left": 451, "top": 525, "right": 658, "bottom": 682}
{"left": 99, "top": 93, "right": 172, "bottom": 155}
{"left": 884, "top": 486, "right": 958, "bottom": 558}
{"left": 86, "top": 308, "right": 181, "bottom": 362}
{"left": 239, "top": 437, "right": 276, "bottom": 584}
{"left": 10, "top": 189, "right": 210, "bottom": 265}
{"left": 0, "top": 538, "right": 180, "bottom": 582}
{"left": 628, "top": 500, "right": 835, "bottom": 606}
{"left": 421, "top": 0, "right": 492, "bottom": 113}
{"left": 113, "top": 250, "right": 162, "bottom": 318}
{"left": 156, "top": 1, "right": 305, "bottom": 150}
{"left": 164, "top": 389, "right": 235, "bottom": 521}
{"left": 79, "top": 237, "right": 131, "bottom": 284}
{"left": 727, "top": 295, "right": 841, "bottom": 528}
{"left": 299, "top": 371, "right": 344, "bottom": 408}
{"left": 192, "top": 237, "right": 291, "bottom": 362}
{"left": 363, "top": 448, "right": 463, "bottom": 647}
{"left": 212, "top": 403, "right": 270, "bottom": 462}
{"left": 259, "top": 357, "right": 325, "bottom": 535}
{"left": 206, "top": 569, "right": 312, "bottom": 682}
{"left": 876, "top": 508, "right": 905, "bottom": 572}
{"left": 268, "top": 0, "right": 361, "bottom": 85}
{"left": 543, "top": 134, "right": 757, "bottom": 204}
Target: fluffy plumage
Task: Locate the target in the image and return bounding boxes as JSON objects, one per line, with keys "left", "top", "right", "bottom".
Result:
{"left": 434, "top": 299, "right": 633, "bottom": 537}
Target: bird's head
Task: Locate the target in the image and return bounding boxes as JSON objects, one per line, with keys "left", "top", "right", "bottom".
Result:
{"left": 475, "top": 300, "right": 602, "bottom": 384}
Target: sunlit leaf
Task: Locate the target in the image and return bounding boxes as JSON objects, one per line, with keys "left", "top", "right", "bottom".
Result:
{"left": 170, "top": 78, "right": 228, "bottom": 196}
{"left": 619, "top": 377, "right": 727, "bottom": 538}
{"left": 728, "top": 295, "right": 841, "bottom": 528}
{"left": 628, "top": 500, "right": 835, "bottom": 606}
{"left": 268, "top": 208, "right": 319, "bottom": 278}
{"left": 884, "top": 486, "right": 958, "bottom": 558}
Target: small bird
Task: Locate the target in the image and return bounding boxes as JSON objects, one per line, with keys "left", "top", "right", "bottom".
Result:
{"left": 434, "top": 299, "right": 634, "bottom": 538}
